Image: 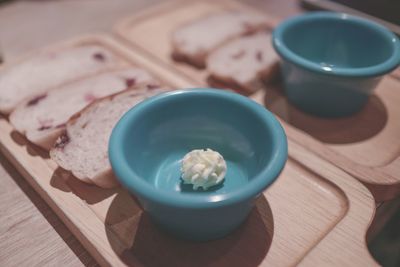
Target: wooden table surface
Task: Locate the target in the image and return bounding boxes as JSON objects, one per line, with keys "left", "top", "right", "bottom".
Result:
{"left": 0, "top": 0, "right": 299, "bottom": 266}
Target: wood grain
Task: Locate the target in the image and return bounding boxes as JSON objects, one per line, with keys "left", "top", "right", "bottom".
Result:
{"left": 114, "top": 0, "right": 400, "bottom": 202}
{"left": 0, "top": 151, "right": 98, "bottom": 267}
{"left": 0, "top": 33, "right": 378, "bottom": 266}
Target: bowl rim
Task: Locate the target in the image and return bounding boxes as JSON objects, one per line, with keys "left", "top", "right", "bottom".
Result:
{"left": 272, "top": 11, "right": 400, "bottom": 77}
{"left": 109, "top": 89, "right": 288, "bottom": 209}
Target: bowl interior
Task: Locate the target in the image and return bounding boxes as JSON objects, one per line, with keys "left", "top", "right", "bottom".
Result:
{"left": 282, "top": 15, "right": 395, "bottom": 69}
{"left": 118, "top": 91, "right": 277, "bottom": 197}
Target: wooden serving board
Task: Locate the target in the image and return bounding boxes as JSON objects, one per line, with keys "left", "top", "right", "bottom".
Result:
{"left": 114, "top": 0, "right": 400, "bottom": 202}
{"left": 0, "top": 34, "right": 377, "bottom": 266}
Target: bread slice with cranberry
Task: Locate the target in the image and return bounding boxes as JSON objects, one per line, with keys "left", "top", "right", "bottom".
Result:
{"left": 207, "top": 32, "right": 278, "bottom": 93}
{"left": 171, "top": 11, "right": 269, "bottom": 68}
{"left": 10, "top": 68, "right": 158, "bottom": 150}
{"left": 50, "top": 85, "right": 168, "bottom": 188}
{"left": 0, "top": 44, "right": 124, "bottom": 114}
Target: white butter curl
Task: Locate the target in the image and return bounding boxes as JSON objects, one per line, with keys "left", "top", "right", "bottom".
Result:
{"left": 181, "top": 149, "right": 227, "bottom": 190}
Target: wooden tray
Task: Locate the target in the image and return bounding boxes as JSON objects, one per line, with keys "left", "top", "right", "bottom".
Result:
{"left": 0, "top": 34, "right": 377, "bottom": 266}
{"left": 115, "top": 0, "right": 400, "bottom": 202}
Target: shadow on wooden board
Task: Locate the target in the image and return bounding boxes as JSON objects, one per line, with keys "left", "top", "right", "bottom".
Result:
{"left": 105, "top": 192, "right": 274, "bottom": 267}
{"left": 50, "top": 167, "right": 117, "bottom": 204}
{"left": 263, "top": 81, "right": 388, "bottom": 145}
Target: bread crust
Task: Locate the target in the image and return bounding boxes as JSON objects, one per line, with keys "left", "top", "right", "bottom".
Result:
{"left": 171, "top": 11, "right": 270, "bottom": 68}
{"left": 50, "top": 83, "right": 167, "bottom": 188}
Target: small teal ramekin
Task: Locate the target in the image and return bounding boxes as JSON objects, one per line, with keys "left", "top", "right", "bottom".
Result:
{"left": 109, "top": 89, "right": 287, "bottom": 241}
{"left": 273, "top": 12, "right": 400, "bottom": 117}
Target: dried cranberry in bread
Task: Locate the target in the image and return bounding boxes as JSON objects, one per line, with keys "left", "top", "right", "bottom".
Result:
{"left": 10, "top": 68, "right": 158, "bottom": 150}
{"left": 50, "top": 85, "right": 168, "bottom": 188}
{"left": 0, "top": 44, "right": 124, "bottom": 114}
{"left": 171, "top": 11, "right": 269, "bottom": 68}
{"left": 207, "top": 33, "right": 278, "bottom": 93}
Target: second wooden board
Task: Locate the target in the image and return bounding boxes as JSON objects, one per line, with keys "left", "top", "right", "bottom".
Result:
{"left": 115, "top": 0, "right": 400, "bottom": 202}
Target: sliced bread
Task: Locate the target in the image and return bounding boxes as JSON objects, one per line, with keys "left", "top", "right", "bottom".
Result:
{"left": 171, "top": 11, "right": 269, "bottom": 68}
{"left": 10, "top": 68, "right": 158, "bottom": 150}
{"left": 0, "top": 44, "right": 124, "bottom": 114}
{"left": 207, "top": 32, "right": 278, "bottom": 93}
{"left": 50, "top": 86, "right": 168, "bottom": 188}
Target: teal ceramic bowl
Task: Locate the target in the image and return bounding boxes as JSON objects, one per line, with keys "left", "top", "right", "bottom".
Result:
{"left": 109, "top": 89, "right": 287, "bottom": 241}
{"left": 273, "top": 12, "right": 400, "bottom": 117}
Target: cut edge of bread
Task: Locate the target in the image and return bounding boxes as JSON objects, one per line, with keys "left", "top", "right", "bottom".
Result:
{"left": 50, "top": 82, "right": 168, "bottom": 188}
{"left": 27, "top": 127, "right": 64, "bottom": 151}
{"left": 208, "top": 61, "right": 280, "bottom": 94}
{"left": 170, "top": 48, "right": 207, "bottom": 69}
{"left": 170, "top": 11, "right": 271, "bottom": 69}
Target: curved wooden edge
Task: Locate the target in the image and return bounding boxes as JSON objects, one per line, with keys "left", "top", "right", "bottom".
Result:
{"left": 372, "top": 157, "right": 400, "bottom": 201}
{"left": 113, "top": 0, "right": 281, "bottom": 41}
{"left": 288, "top": 140, "right": 379, "bottom": 267}
{"left": 384, "top": 156, "right": 400, "bottom": 179}
{"left": 283, "top": 123, "right": 400, "bottom": 202}
{"left": 114, "top": 0, "right": 187, "bottom": 38}
{"left": 391, "top": 67, "right": 400, "bottom": 80}
{"left": 221, "top": 0, "right": 281, "bottom": 28}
